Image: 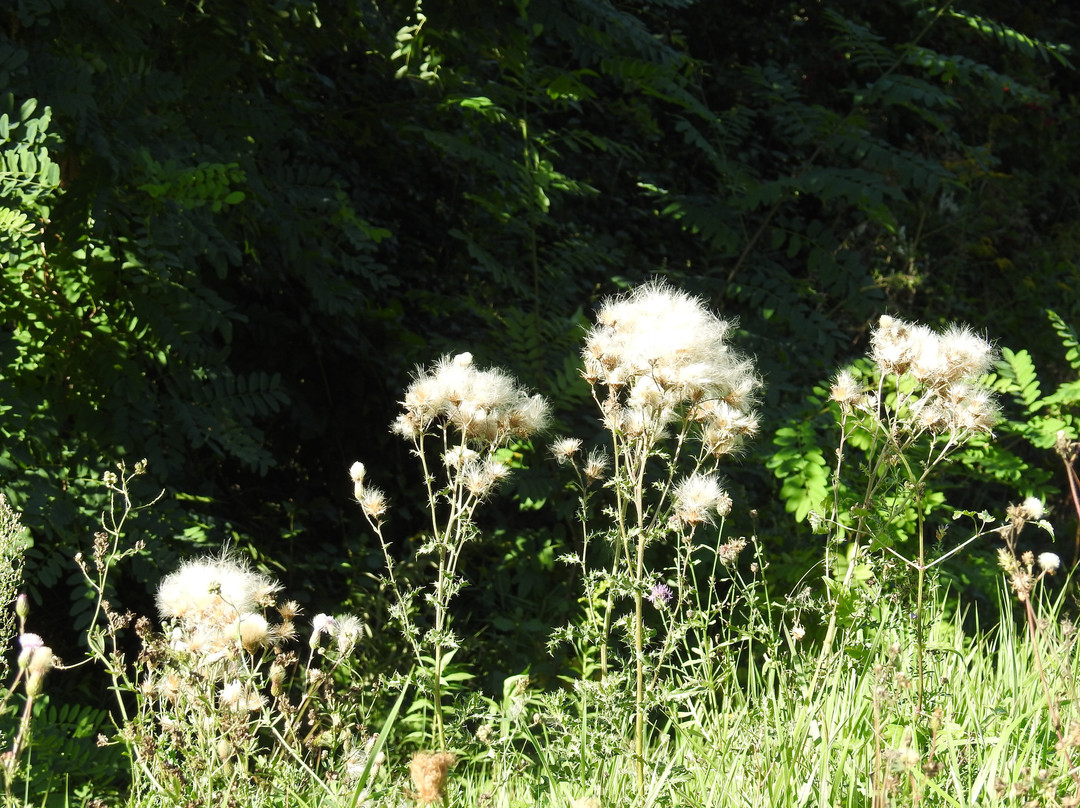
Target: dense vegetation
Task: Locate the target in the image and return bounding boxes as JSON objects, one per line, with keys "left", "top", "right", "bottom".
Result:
{"left": 2, "top": 0, "right": 1080, "bottom": 803}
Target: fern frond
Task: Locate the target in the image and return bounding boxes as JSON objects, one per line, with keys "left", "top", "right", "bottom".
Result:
{"left": 945, "top": 8, "right": 1073, "bottom": 68}
{"left": 1047, "top": 309, "right": 1080, "bottom": 372}
{"left": 992, "top": 347, "right": 1042, "bottom": 409}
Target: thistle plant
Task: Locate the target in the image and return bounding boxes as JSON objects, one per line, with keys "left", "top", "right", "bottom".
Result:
{"left": 814, "top": 314, "right": 1001, "bottom": 703}
{"left": 994, "top": 496, "right": 1080, "bottom": 794}
{"left": 556, "top": 281, "right": 760, "bottom": 797}
{"left": 353, "top": 351, "right": 550, "bottom": 753}
{"left": 78, "top": 462, "right": 386, "bottom": 805}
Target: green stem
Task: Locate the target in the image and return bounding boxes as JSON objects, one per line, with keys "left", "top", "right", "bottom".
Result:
{"left": 433, "top": 546, "right": 447, "bottom": 752}
{"left": 633, "top": 446, "right": 647, "bottom": 800}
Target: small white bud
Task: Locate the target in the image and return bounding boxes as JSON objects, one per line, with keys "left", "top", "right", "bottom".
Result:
{"left": 1021, "top": 497, "right": 1045, "bottom": 522}
{"left": 349, "top": 462, "right": 366, "bottom": 485}
{"left": 1038, "top": 552, "right": 1061, "bottom": 574}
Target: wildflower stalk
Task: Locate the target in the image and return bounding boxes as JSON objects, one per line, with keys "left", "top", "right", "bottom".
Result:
{"left": 74, "top": 460, "right": 165, "bottom": 791}
{"left": 997, "top": 511, "right": 1080, "bottom": 791}
{"left": 572, "top": 281, "right": 760, "bottom": 800}
{"left": 355, "top": 351, "right": 550, "bottom": 753}
{"left": 1020, "top": 587, "right": 1080, "bottom": 792}
{"left": 814, "top": 317, "right": 999, "bottom": 705}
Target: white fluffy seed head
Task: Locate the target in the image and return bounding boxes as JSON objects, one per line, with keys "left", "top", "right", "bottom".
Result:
{"left": 673, "top": 472, "right": 732, "bottom": 526}
{"left": 583, "top": 282, "right": 760, "bottom": 430}
{"left": 396, "top": 354, "right": 549, "bottom": 446}
{"left": 156, "top": 554, "right": 281, "bottom": 630}
{"left": 1020, "top": 496, "right": 1045, "bottom": 522}
{"left": 1038, "top": 552, "right": 1060, "bottom": 574}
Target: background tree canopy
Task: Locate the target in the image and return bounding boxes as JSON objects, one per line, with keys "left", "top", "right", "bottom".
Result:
{"left": 2, "top": 0, "right": 1079, "bottom": 692}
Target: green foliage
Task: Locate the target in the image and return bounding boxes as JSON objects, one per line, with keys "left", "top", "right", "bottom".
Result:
{"left": 767, "top": 417, "right": 831, "bottom": 524}
{"left": 15, "top": 698, "right": 126, "bottom": 804}
{"left": 946, "top": 7, "right": 1073, "bottom": 67}
{"left": 970, "top": 311, "right": 1080, "bottom": 499}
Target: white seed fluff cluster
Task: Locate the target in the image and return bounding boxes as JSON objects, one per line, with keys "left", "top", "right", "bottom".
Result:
{"left": 672, "top": 472, "right": 732, "bottom": 527}
{"left": 582, "top": 282, "right": 760, "bottom": 456}
{"left": 391, "top": 352, "right": 550, "bottom": 447}
{"left": 156, "top": 554, "right": 284, "bottom": 657}
{"left": 855, "top": 315, "right": 999, "bottom": 438}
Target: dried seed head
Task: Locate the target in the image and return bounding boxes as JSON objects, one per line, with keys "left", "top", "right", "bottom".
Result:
{"left": 551, "top": 437, "right": 583, "bottom": 465}
{"left": 156, "top": 553, "right": 281, "bottom": 632}
{"left": 410, "top": 751, "right": 457, "bottom": 804}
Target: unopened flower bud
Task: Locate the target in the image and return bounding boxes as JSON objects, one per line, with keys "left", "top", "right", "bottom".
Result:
{"left": 15, "top": 594, "right": 29, "bottom": 620}
{"left": 28, "top": 646, "right": 54, "bottom": 677}
{"left": 310, "top": 613, "right": 337, "bottom": 649}
{"left": 270, "top": 662, "right": 287, "bottom": 697}
{"left": 17, "top": 633, "right": 43, "bottom": 670}
{"left": 349, "top": 462, "right": 368, "bottom": 501}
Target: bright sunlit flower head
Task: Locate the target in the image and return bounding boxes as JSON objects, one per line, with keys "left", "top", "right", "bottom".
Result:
{"left": 1019, "top": 496, "right": 1045, "bottom": 522}
{"left": 939, "top": 324, "right": 996, "bottom": 381}
{"left": 940, "top": 381, "right": 1000, "bottom": 436}
{"left": 394, "top": 353, "right": 550, "bottom": 446}
{"left": 349, "top": 461, "right": 366, "bottom": 499}
{"left": 871, "top": 315, "right": 996, "bottom": 388}
{"left": 358, "top": 487, "right": 390, "bottom": 520}
{"left": 673, "top": 472, "right": 732, "bottom": 526}
{"left": 864, "top": 314, "right": 999, "bottom": 439}
{"left": 349, "top": 461, "right": 365, "bottom": 485}
{"left": 232, "top": 612, "right": 272, "bottom": 652}
{"left": 550, "top": 437, "right": 583, "bottom": 465}
{"left": 334, "top": 615, "right": 366, "bottom": 655}
{"left": 443, "top": 446, "right": 479, "bottom": 469}
{"left": 584, "top": 281, "right": 760, "bottom": 453}
{"left": 156, "top": 553, "right": 281, "bottom": 631}
{"left": 219, "top": 679, "right": 263, "bottom": 713}
{"left": 1038, "top": 552, "right": 1061, "bottom": 574}
{"left": 583, "top": 448, "right": 609, "bottom": 482}
{"left": 310, "top": 613, "right": 338, "bottom": 649}
{"left": 829, "top": 369, "right": 863, "bottom": 407}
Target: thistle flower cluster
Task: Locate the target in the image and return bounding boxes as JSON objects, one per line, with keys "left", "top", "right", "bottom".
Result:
{"left": 834, "top": 315, "right": 999, "bottom": 438}
{"left": 997, "top": 497, "right": 1058, "bottom": 602}
{"left": 156, "top": 553, "right": 291, "bottom": 660}
{"left": 140, "top": 552, "right": 379, "bottom": 794}
{"left": 386, "top": 352, "right": 550, "bottom": 505}
{"left": 582, "top": 282, "right": 760, "bottom": 456}
{"left": 391, "top": 352, "right": 550, "bottom": 447}
{"left": 309, "top": 612, "right": 367, "bottom": 656}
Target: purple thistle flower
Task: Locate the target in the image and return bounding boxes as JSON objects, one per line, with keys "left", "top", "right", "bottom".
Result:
{"left": 647, "top": 583, "right": 673, "bottom": 609}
